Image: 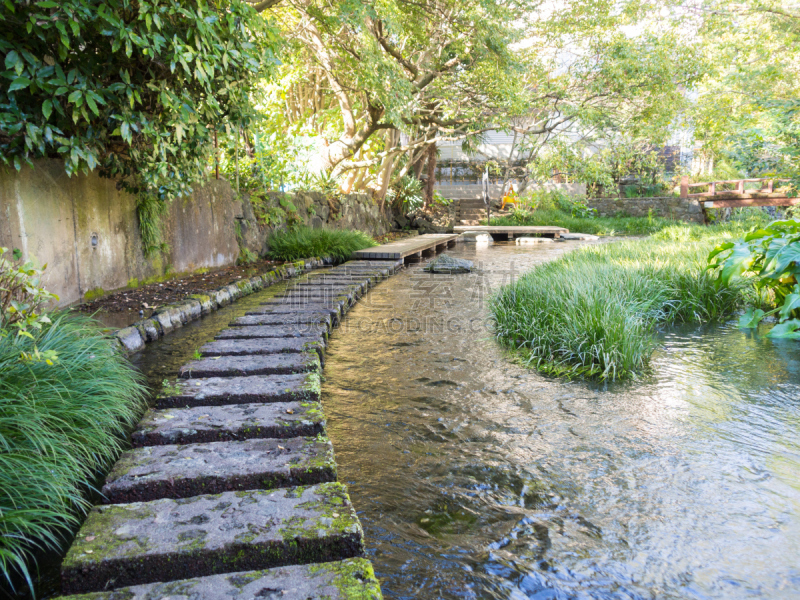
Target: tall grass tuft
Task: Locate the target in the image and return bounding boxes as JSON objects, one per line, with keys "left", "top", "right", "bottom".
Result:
{"left": 0, "top": 313, "right": 147, "bottom": 591}
{"left": 267, "top": 227, "right": 377, "bottom": 263}
{"left": 491, "top": 221, "right": 765, "bottom": 380}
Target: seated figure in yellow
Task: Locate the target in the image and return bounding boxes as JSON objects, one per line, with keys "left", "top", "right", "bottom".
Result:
{"left": 500, "top": 183, "right": 518, "bottom": 211}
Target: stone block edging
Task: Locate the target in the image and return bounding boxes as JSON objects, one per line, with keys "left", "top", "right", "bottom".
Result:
{"left": 112, "top": 258, "right": 326, "bottom": 354}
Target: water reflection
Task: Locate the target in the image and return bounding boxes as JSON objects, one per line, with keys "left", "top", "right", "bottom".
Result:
{"left": 322, "top": 242, "right": 800, "bottom": 600}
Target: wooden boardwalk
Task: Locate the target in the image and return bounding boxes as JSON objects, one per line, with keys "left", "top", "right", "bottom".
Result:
{"left": 453, "top": 225, "right": 568, "bottom": 239}
{"left": 354, "top": 233, "right": 458, "bottom": 260}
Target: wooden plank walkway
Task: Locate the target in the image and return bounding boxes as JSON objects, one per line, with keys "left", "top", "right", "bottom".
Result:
{"left": 453, "top": 225, "right": 568, "bottom": 239}
{"left": 353, "top": 233, "right": 458, "bottom": 260}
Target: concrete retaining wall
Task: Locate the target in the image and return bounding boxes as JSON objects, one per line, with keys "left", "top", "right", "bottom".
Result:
{"left": 585, "top": 196, "right": 704, "bottom": 223}
{"left": 0, "top": 160, "right": 240, "bottom": 306}
{"left": 0, "top": 161, "right": 394, "bottom": 307}
{"left": 435, "top": 182, "right": 586, "bottom": 200}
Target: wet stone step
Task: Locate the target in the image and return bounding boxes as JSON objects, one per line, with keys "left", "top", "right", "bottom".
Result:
{"left": 102, "top": 436, "right": 336, "bottom": 503}
{"left": 231, "top": 312, "right": 333, "bottom": 330}
{"left": 155, "top": 373, "right": 320, "bottom": 409}
{"left": 56, "top": 558, "right": 383, "bottom": 600}
{"left": 260, "top": 296, "right": 353, "bottom": 310}
{"left": 200, "top": 337, "right": 324, "bottom": 360}
{"left": 131, "top": 401, "right": 326, "bottom": 447}
{"left": 60, "top": 482, "right": 364, "bottom": 594}
{"left": 215, "top": 324, "right": 327, "bottom": 342}
{"left": 245, "top": 305, "right": 341, "bottom": 321}
{"left": 179, "top": 353, "right": 320, "bottom": 379}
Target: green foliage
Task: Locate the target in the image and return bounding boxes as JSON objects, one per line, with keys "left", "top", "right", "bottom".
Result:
{"left": 266, "top": 227, "right": 376, "bottom": 263}
{"left": 492, "top": 223, "right": 763, "bottom": 380}
{"left": 0, "top": 313, "right": 147, "bottom": 591}
{"left": 0, "top": 0, "right": 279, "bottom": 199}
{"left": 529, "top": 140, "right": 670, "bottom": 196}
{"left": 237, "top": 247, "right": 258, "bottom": 265}
{"left": 136, "top": 193, "right": 169, "bottom": 258}
{"left": 0, "top": 248, "right": 59, "bottom": 341}
{"left": 708, "top": 218, "right": 800, "bottom": 336}
{"left": 492, "top": 209, "right": 675, "bottom": 236}
{"left": 387, "top": 176, "right": 424, "bottom": 211}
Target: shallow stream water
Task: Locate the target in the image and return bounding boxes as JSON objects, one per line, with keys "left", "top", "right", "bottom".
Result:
{"left": 320, "top": 242, "right": 800, "bottom": 599}
{"left": 16, "top": 240, "right": 799, "bottom": 600}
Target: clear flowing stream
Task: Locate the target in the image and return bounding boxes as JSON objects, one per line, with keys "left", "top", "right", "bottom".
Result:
{"left": 319, "top": 242, "right": 800, "bottom": 599}
{"left": 22, "top": 240, "right": 797, "bottom": 600}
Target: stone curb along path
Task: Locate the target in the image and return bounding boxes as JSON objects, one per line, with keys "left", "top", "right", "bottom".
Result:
{"left": 58, "top": 259, "right": 403, "bottom": 600}
{"left": 113, "top": 258, "right": 325, "bottom": 354}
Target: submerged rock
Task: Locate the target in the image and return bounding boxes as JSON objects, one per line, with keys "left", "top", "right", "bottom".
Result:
{"left": 515, "top": 237, "right": 553, "bottom": 245}
{"left": 561, "top": 232, "right": 600, "bottom": 240}
{"left": 424, "top": 254, "right": 474, "bottom": 274}
{"left": 458, "top": 231, "right": 493, "bottom": 243}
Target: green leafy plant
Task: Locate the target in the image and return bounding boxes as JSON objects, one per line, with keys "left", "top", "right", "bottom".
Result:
{"left": 0, "top": 0, "right": 278, "bottom": 200}
{"left": 237, "top": 247, "right": 258, "bottom": 265}
{"left": 0, "top": 248, "right": 60, "bottom": 366}
{"left": 387, "top": 176, "right": 424, "bottom": 212}
{"left": 0, "top": 313, "right": 147, "bottom": 591}
{"left": 708, "top": 219, "right": 800, "bottom": 337}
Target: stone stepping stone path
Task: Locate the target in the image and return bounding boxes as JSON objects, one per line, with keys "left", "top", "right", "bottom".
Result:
{"left": 57, "top": 260, "right": 401, "bottom": 600}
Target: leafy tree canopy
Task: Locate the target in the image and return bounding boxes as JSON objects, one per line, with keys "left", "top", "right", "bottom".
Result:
{"left": 0, "top": 0, "right": 279, "bottom": 199}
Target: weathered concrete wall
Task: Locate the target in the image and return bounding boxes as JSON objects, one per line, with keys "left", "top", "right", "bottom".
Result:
{"left": 585, "top": 196, "right": 704, "bottom": 223}
{"left": 0, "top": 160, "right": 239, "bottom": 306}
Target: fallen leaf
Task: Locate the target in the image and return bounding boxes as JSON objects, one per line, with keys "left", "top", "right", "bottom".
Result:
{"left": 85, "top": 536, "right": 96, "bottom": 542}
{"left": 286, "top": 409, "right": 295, "bottom": 414}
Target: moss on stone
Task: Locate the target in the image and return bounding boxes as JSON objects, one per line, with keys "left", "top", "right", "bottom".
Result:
{"left": 84, "top": 287, "right": 105, "bottom": 301}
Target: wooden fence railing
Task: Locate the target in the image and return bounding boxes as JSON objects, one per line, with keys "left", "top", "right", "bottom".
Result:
{"left": 679, "top": 176, "right": 798, "bottom": 208}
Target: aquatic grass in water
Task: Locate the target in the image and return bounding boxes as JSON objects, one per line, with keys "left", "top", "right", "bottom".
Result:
{"left": 491, "top": 226, "right": 761, "bottom": 380}
{"left": 267, "top": 227, "right": 377, "bottom": 263}
{"left": 0, "top": 313, "right": 147, "bottom": 590}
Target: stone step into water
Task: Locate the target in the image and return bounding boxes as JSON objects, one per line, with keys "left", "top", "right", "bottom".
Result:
{"left": 131, "top": 401, "right": 326, "bottom": 447}
{"left": 244, "top": 305, "right": 341, "bottom": 322}
{"left": 215, "top": 325, "right": 327, "bottom": 343}
{"left": 200, "top": 338, "right": 324, "bottom": 360}
{"left": 179, "top": 353, "right": 320, "bottom": 379}
{"left": 61, "top": 482, "right": 364, "bottom": 594}
{"left": 56, "top": 558, "right": 382, "bottom": 600}
{"left": 231, "top": 312, "right": 333, "bottom": 330}
{"left": 155, "top": 373, "right": 320, "bottom": 409}
{"left": 102, "top": 437, "right": 336, "bottom": 503}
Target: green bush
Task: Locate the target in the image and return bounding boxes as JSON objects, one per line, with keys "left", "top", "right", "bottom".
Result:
{"left": 266, "top": 227, "right": 377, "bottom": 263}
{"left": 0, "top": 313, "right": 146, "bottom": 590}
{"left": 491, "top": 220, "right": 768, "bottom": 380}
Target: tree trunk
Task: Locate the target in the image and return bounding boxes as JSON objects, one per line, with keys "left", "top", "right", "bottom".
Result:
{"left": 423, "top": 143, "right": 437, "bottom": 210}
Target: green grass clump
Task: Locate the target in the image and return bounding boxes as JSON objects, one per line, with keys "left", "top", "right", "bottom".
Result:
{"left": 489, "top": 208, "right": 681, "bottom": 236}
{"left": 0, "top": 313, "right": 146, "bottom": 590}
{"left": 267, "top": 227, "right": 377, "bottom": 263}
{"left": 491, "top": 219, "right": 768, "bottom": 380}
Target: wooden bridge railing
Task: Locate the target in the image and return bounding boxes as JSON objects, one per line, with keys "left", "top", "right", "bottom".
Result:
{"left": 679, "top": 176, "right": 798, "bottom": 208}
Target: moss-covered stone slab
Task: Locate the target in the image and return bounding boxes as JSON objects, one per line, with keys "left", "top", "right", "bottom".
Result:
{"left": 56, "top": 558, "right": 382, "bottom": 600}
{"left": 61, "top": 482, "right": 365, "bottom": 594}
{"left": 102, "top": 437, "right": 336, "bottom": 503}
{"left": 214, "top": 324, "right": 327, "bottom": 343}
{"left": 200, "top": 338, "right": 324, "bottom": 361}
{"left": 179, "top": 353, "right": 320, "bottom": 379}
{"left": 131, "top": 401, "right": 326, "bottom": 447}
{"left": 155, "top": 373, "right": 320, "bottom": 409}
{"left": 231, "top": 312, "right": 333, "bottom": 330}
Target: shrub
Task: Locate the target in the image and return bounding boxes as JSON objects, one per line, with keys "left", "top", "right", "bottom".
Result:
{"left": 0, "top": 313, "right": 147, "bottom": 591}
{"left": 708, "top": 218, "right": 800, "bottom": 337}
{"left": 266, "top": 227, "right": 377, "bottom": 263}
